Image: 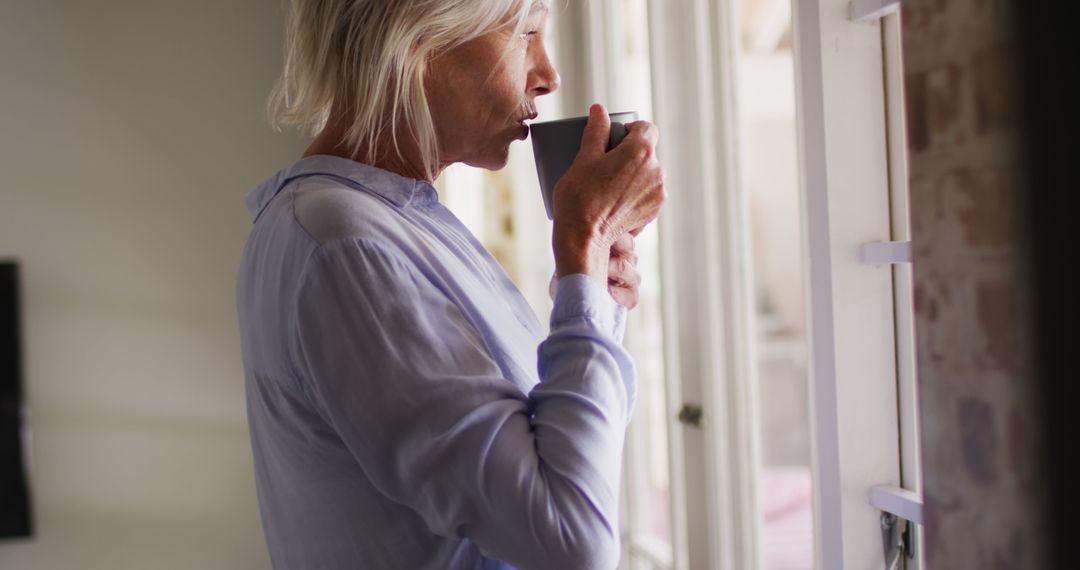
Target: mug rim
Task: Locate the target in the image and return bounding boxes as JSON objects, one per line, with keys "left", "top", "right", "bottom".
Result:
{"left": 529, "top": 111, "right": 637, "bottom": 129}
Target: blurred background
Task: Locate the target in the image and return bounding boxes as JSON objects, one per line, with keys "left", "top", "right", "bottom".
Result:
{"left": 0, "top": 2, "right": 301, "bottom": 567}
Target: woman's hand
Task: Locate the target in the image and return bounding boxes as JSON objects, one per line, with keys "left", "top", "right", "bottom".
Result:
{"left": 550, "top": 104, "right": 665, "bottom": 284}
{"left": 548, "top": 230, "right": 642, "bottom": 309}
{"left": 607, "top": 232, "right": 641, "bottom": 309}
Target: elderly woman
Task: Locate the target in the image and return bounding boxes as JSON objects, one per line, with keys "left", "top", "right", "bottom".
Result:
{"left": 236, "top": 0, "right": 665, "bottom": 568}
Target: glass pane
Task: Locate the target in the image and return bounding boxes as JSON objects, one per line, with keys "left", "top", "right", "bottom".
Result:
{"left": 605, "top": 0, "right": 673, "bottom": 565}
{"left": 735, "top": 0, "right": 815, "bottom": 568}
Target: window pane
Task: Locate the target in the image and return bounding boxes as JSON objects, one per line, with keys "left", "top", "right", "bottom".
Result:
{"left": 736, "top": 0, "right": 815, "bottom": 568}
{"left": 607, "top": 0, "right": 673, "bottom": 565}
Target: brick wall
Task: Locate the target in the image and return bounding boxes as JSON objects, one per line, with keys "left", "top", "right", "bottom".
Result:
{"left": 902, "top": 0, "right": 1049, "bottom": 567}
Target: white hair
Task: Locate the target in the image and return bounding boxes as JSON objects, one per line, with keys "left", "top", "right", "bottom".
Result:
{"left": 268, "top": 0, "right": 534, "bottom": 180}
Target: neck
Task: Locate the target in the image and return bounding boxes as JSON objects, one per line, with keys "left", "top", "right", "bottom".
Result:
{"left": 302, "top": 107, "right": 445, "bottom": 182}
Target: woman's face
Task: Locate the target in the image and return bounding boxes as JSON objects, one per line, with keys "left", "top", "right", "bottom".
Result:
{"left": 425, "top": 3, "right": 559, "bottom": 171}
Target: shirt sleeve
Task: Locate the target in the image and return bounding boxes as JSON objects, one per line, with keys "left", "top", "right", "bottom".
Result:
{"left": 550, "top": 274, "right": 630, "bottom": 342}
{"left": 293, "top": 237, "right": 636, "bottom": 570}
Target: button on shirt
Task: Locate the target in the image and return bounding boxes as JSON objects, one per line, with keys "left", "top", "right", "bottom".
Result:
{"left": 236, "top": 155, "right": 636, "bottom": 569}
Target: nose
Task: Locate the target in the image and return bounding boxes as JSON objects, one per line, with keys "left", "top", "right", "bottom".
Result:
{"left": 528, "top": 45, "right": 560, "bottom": 97}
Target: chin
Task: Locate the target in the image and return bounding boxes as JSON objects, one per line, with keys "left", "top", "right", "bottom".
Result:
{"left": 465, "top": 148, "right": 511, "bottom": 171}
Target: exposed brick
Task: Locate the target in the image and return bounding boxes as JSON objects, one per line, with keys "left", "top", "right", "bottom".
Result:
{"left": 957, "top": 397, "right": 999, "bottom": 485}
{"left": 927, "top": 64, "right": 966, "bottom": 147}
{"left": 976, "top": 280, "right": 1017, "bottom": 372}
{"left": 973, "top": 44, "right": 1017, "bottom": 136}
{"left": 953, "top": 168, "right": 1016, "bottom": 248}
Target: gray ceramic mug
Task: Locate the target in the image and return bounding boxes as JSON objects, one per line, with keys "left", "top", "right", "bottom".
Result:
{"left": 529, "top": 111, "right": 639, "bottom": 219}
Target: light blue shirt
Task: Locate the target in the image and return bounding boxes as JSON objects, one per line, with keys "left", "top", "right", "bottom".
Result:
{"left": 236, "top": 155, "right": 636, "bottom": 569}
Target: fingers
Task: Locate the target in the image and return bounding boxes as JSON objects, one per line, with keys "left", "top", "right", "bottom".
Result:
{"left": 600, "top": 127, "right": 664, "bottom": 243}
{"left": 608, "top": 284, "right": 639, "bottom": 310}
{"left": 610, "top": 232, "right": 636, "bottom": 258}
{"left": 607, "top": 258, "right": 642, "bottom": 309}
{"left": 623, "top": 120, "right": 659, "bottom": 149}
{"left": 607, "top": 252, "right": 641, "bottom": 289}
{"left": 610, "top": 121, "right": 658, "bottom": 166}
{"left": 577, "top": 103, "right": 611, "bottom": 159}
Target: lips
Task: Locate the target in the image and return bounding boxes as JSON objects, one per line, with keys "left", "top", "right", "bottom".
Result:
{"left": 517, "top": 112, "right": 538, "bottom": 126}
{"left": 516, "top": 111, "right": 538, "bottom": 139}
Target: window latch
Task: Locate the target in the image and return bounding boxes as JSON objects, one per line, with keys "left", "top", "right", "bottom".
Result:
{"left": 880, "top": 512, "right": 915, "bottom": 569}
{"left": 872, "top": 486, "right": 921, "bottom": 568}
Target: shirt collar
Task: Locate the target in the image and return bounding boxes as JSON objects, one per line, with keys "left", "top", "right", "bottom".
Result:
{"left": 245, "top": 154, "right": 439, "bottom": 223}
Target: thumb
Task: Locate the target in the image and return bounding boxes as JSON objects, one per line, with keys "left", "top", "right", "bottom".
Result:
{"left": 577, "top": 103, "right": 611, "bottom": 159}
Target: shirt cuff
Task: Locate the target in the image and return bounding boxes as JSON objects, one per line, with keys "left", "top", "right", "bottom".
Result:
{"left": 550, "top": 274, "right": 619, "bottom": 333}
{"left": 612, "top": 303, "right": 628, "bottom": 342}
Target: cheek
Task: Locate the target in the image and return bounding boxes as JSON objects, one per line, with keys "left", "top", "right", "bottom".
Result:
{"left": 427, "top": 93, "right": 463, "bottom": 148}
{"left": 428, "top": 73, "right": 483, "bottom": 146}
{"left": 479, "top": 61, "right": 527, "bottom": 116}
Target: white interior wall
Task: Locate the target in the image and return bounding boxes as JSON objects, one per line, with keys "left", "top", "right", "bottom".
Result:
{"left": 0, "top": 2, "right": 306, "bottom": 567}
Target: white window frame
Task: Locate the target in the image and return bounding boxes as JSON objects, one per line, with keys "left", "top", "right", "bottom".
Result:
{"left": 791, "top": 0, "right": 906, "bottom": 567}
{"left": 880, "top": 9, "right": 925, "bottom": 568}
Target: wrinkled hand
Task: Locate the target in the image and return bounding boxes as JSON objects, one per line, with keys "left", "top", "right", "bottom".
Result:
{"left": 607, "top": 231, "right": 641, "bottom": 309}
{"left": 550, "top": 104, "right": 665, "bottom": 282}
{"left": 549, "top": 229, "right": 642, "bottom": 309}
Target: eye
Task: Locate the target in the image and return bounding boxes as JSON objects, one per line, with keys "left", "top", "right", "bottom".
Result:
{"left": 519, "top": 30, "right": 539, "bottom": 41}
